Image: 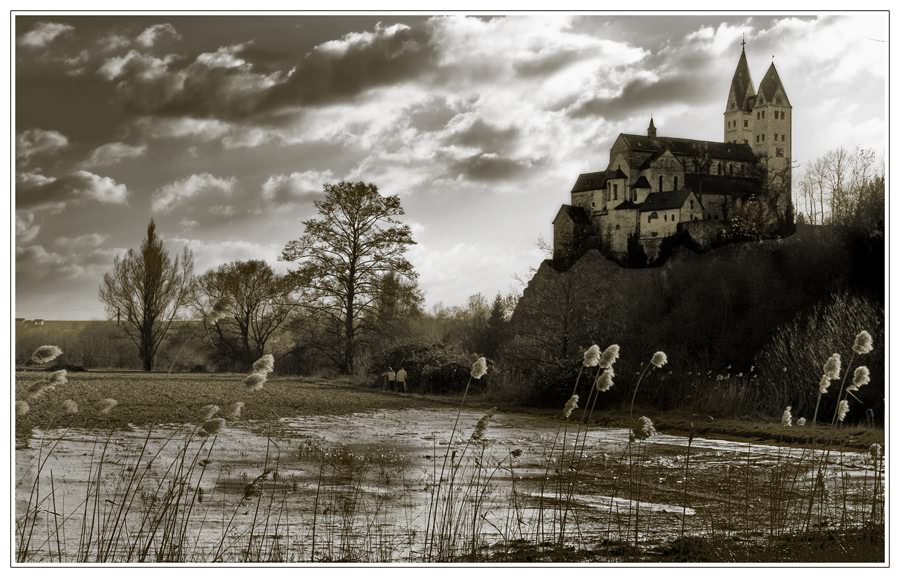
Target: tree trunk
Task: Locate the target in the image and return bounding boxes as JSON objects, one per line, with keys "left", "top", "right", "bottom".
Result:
{"left": 141, "top": 328, "right": 153, "bottom": 371}
{"left": 344, "top": 298, "right": 354, "bottom": 375}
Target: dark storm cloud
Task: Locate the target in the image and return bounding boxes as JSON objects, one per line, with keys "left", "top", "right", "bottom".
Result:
{"left": 448, "top": 154, "right": 537, "bottom": 182}
{"left": 568, "top": 74, "right": 715, "bottom": 120}
{"left": 101, "top": 21, "right": 438, "bottom": 121}
{"left": 445, "top": 119, "right": 520, "bottom": 155}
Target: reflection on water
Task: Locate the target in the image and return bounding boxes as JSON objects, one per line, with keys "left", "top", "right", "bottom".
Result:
{"left": 15, "top": 408, "right": 882, "bottom": 563}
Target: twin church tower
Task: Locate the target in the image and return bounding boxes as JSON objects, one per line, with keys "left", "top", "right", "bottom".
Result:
{"left": 553, "top": 43, "right": 792, "bottom": 261}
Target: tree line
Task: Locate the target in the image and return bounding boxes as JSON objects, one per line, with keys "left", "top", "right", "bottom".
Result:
{"left": 98, "top": 181, "right": 516, "bottom": 376}
{"left": 796, "top": 146, "right": 884, "bottom": 231}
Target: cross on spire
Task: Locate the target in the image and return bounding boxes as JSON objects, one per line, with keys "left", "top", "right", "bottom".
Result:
{"left": 741, "top": 33, "right": 746, "bottom": 50}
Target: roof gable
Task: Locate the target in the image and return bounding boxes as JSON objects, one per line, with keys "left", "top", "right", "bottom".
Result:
{"left": 684, "top": 174, "right": 760, "bottom": 197}
{"left": 571, "top": 170, "right": 612, "bottom": 193}
{"left": 640, "top": 189, "right": 694, "bottom": 212}
{"left": 553, "top": 204, "right": 591, "bottom": 225}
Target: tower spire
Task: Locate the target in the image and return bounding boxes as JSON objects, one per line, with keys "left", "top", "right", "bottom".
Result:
{"left": 647, "top": 116, "right": 656, "bottom": 138}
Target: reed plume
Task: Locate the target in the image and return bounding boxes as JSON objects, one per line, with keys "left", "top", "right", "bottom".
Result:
{"left": 97, "top": 398, "right": 118, "bottom": 415}
{"left": 245, "top": 372, "right": 267, "bottom": 391}
{"left": 252, "top": 354, "right": 275, "bottom": 375}
{"left": 31, "top": 345, "right": 63, "bottom": 365}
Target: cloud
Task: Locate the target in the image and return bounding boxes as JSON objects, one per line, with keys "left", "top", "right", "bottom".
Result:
{"left": 53, "top": 233, "right": 109, "bottom": 250}
{"left": 84, "top": 142, "right": 147, "bottom": 167}
{"left": 170, "top": 237, "right": 285, "bottom": 275}
{"left": 17, "top": 171, "right": 129, "bottom": 211}
{"left": 97, "top": 49, "right": 178, "bottom": 81}
{"left": 567, "top": 74, "right": 713, "bottom": 120}
{"left": 195, "top": 42, "right": 252, "bottom": 70}
{"left": 17, "top": 235, "right": 125, "bottom": 284}
{"left": 16, "top": 244, "right": 79, "bottom": 279}
{"left": 19, "top": 21, "right": 74, "bottom": 48}
{"left": 444, "top": 117, "right": 520, "bottom": 155}
{"left": 208, "top": 204, "right": 238, "bottom": 217}
{"left": 15, "top": 211, "right": 40, "bottom": 243}
{"left": 448, "top": 153, "right": 538, "bottom": 182}
{"left": 136, "top": 23, "right": 181, "bottom": 48}
{"left": 260, "top": 170, "right": 333, "bottom": 205}
{"left": 97, "top": 20, "right": 436, "bottom": 121}
{"left": 16, "top": 128, "right": 69, "bottom": 166}
{"left": 134, "top": 116, "right": 232, "bottom": 141}
{"left": 97, "top": 33, "right": 131, "bottom": 52}
{"left": 152, "top": 173, "right": 236, "bottom": 213}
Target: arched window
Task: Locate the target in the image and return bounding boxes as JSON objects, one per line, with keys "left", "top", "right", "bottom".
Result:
{"left": 717, "top": 162, "right": 722, "bottom": 174}
{"left": 690, "top": 200, "right": 694, "bottom": 210}
{"left": 658, "top": 176, "right": 663, "bottom": 191}
{"left": 674, "top": 176, "right": 678, "bottom": 190}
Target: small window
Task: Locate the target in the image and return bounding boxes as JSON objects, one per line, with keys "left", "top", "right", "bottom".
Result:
{"left": 744, "top": 119, "right": 749, "bottom": 128}
{"left": 762, "top": 134, "right": 766, "bottom": 142}
{"left": 762, "top": 111, "right": 766, "bottom": 119}
{"left": 613, "top": 183, "right": 618, "bottom": 195}
{"left": 717, "top": 162, "right": 722, "bottom": 174}
{"left": 658, "top": 176, "right": 663, "bottom": 191}
{"left": 674, "top": 176, "right": 678, "bottom": 189}
{"left": 615, "top": 224, "right": 620, "bottom": 230}
{"left": 591, "top": 201, "right": 595, "bottom": 207}
{"left": 690, "top": 200, "right": 694, "bottom": 209}
{"left": 744, "top": 139, "right": 749, "bottom": 144}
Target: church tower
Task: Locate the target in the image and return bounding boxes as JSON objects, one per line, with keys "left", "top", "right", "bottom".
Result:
{"left": 724, "top": 40, "right": 755, "bottom": 145}
{"left": 751, "top": 61, "right": 792, "bottom": 180}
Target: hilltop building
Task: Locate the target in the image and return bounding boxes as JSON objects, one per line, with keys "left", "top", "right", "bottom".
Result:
{"left": 554, "top": 45, "right": 792, "bottom": 261}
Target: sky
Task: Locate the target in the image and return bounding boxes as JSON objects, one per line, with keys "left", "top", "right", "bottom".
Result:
{"left": 13, "top": 13, "right": 888, "bottom": 320}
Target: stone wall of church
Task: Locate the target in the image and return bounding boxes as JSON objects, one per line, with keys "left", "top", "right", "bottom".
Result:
{"left": 553, "top": 216, "right": 577, "bottom": 260}
{"left": 607, "top": 209, "right": 640, "bottom": 254}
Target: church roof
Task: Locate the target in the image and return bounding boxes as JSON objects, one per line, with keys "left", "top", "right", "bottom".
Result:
{"left": 757, "top": 62, "right": 791, "bottom": 106}
{"left": 640, "top": 189, "right": 694, "bottom": 212}
{"left": 727, "top": 48, "right": 756, "bottom": 112}
{"left": 684, "top": 174, "right": 760, "bottom": 197}
{"left": 618, "top": 133, "right": 757, "bottom": 163}
{"left": 553, "top": 204, "right": 592, "bottom": 225}
{"left": 612, "top": 200, "right": 641, "bottom": 211}
{"left": 571, "top": 170, "right": 612, "bottom": 193}
{"left": 632, "top": 175, "right": 651, "bottom": 189}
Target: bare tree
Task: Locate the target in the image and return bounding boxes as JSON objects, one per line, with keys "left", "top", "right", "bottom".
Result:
{"left": 99, "top": 219, "right": 194, "bottom": 371}
{"left": 192, "top": 259, "right": 297, "bottom": 367}
{"left": 281, "top": 181, "right": 417, "bottom": 374}
{"left": 800, "top": 147, "right": 882, "bottom": 228}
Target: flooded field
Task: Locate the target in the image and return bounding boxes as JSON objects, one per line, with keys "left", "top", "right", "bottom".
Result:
{"left": 15, "top": 406, "right": 885, "bottom": 563}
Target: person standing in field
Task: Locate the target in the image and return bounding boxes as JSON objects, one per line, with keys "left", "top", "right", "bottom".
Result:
{"left": 385, "top": 367, "right": 396, "bottom": 391}
{"left": 396, "top": 366, "right": 407, "bottom": 393}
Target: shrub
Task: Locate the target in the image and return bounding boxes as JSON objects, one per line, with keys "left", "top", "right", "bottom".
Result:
{"left": 371, "top": 342, "right": 474, "bottom": 394}
{"left": 755, "top": 291, "right": 884, "bottom": 421}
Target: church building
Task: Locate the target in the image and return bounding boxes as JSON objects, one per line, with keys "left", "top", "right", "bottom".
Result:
{"left": 553, "top": 44, "right": 792, "bottom": 261}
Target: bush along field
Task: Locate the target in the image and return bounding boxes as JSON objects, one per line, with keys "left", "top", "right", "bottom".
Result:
{"left": 14, "top": 337, "right": 884, "bottom": 563}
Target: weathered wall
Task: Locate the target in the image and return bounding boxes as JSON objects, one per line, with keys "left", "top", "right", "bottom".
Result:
{"left": 552, "top": 215, "right": 577, "bottom": 259}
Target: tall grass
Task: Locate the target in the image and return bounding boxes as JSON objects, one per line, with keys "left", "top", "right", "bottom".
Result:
{"left": 14, "top": 347, "right": 885, "bottom": 563}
